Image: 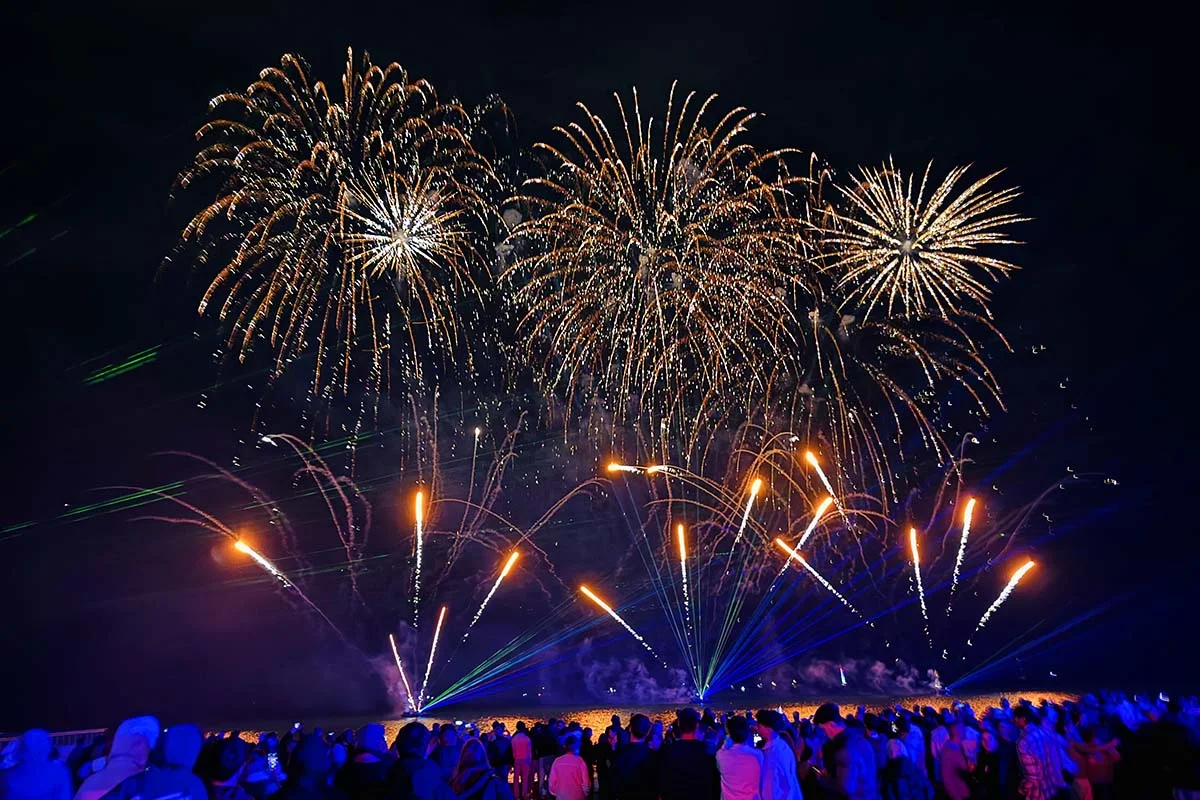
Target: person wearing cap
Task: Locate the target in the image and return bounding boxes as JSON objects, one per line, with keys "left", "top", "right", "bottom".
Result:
{"left": 658, "top": 708, "right": 718, "bottom": 800}
{"left": 754, "top": 711, "right": 801, "bottom": 800}
{"left": 813, "top": 703, "right": 879, "bottom": 800}
{"left": 715, "top": 716, "right": 763, "bottom": 800}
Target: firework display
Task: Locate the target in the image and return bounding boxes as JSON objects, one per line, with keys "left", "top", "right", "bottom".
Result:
{"left": 172, "top": 49, "right": 499, "bottom": 405}
{"left": 131, "top": 49, "right": 1109, "bottom": 710}
{"left": 501, "top": 85, "right": 807, "bottom": 460}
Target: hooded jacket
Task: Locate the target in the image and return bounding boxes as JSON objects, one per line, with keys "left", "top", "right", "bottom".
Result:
{"left": 0, "top": 729, "right": 73, "bottom": 800}
{"left": 75, "top": 717, "right": 161, "bottom": 800}
{"left": 106, "top": 725, "right": 208, "bottom": 800}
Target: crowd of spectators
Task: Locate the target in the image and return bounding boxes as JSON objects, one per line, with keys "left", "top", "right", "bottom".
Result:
{"left": 3, "top": 692, "right": 1198, "bottom": 800}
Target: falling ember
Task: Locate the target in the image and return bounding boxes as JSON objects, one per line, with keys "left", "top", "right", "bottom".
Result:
{"left": 465, "top": 552, "right": 520, "bottom": 636}
{"left": 732, "top": 478, "right": 763, "bottom": 549}
{"left": 910, "top": 528, "right": 931, "bottom": 642}
{"left": 419, "top": 606, "right": 448, "bottom": 708}
{"left": 388, "top": 633, "right": 415, "bottom": 711}
{"left": 970, "top": 560, "right": 1036, "bottom": 643}
{"left": 412, "top": 491, "right": 425, "bottom": 628}
{"left": 798, "top": 496, "right": 835, "bottom": 547}
{"left": 580, "top": 585, "right": 662, "bottom": 660}
{"left": 234, "top": 539, "right": 291, "bottom": 588}
{"left": 774, "top": 538, "right": 861, "bottom": 616}
{"left": 947, "top": 498, "right": 977, "bottom": 616}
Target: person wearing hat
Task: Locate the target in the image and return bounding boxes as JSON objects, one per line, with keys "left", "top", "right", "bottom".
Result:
{"left": 813, "top": 703, "right": 879, "bottom": 800}
{"left": 754, "top": 711, "right": 801, "bottom": 800}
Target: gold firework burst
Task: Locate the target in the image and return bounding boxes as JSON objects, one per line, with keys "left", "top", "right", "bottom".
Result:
{"left": 820, "top": 160, "right": 1027, "bottom": 321}
{"left": 172, "top": 49, "right": 497, "bottom": 401}
{"left": 504, "top": 84, "right": 806, "bottom": 458}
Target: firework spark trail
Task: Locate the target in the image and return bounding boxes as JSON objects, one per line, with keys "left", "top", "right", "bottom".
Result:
{"left": 388, "top": 633, "right": 415, "bottom": 711}
{"left": 465, "top": 552, "right": 519, "bottom": 638}
{"left": 799, "top": 496, "right": 836, "bottom": 548}
{"left": 413, "top": 490, "right": 424, "bottom": 628}
{"left": 676, "top": 524, "right": 694, "bottom": 654}
{"left": 947, "top": 497, "right": 977, "bottom": 616}
{"left": 969, "top": 560, "right": 1036, "bottom": 645}
{"left": 580, "top": 585, "right": 663, "bottom": 662}
{"left": 731, "top": 478, "right": 763, "bottom": 550}
{"left": 606, "top": 462, "right": 645, "bottom": 475}
{"left": 419, "top": 606, "right": 448, "bottom": 709}
{"left": 773, "top": 538, "right": 861, "bottom": 616}
{"left": 910, "top": 527, "right": 931, "bottom": 645}
{"left": 772, "top": 496, "right": 836, "bottom": 584}
{"left": 804, "top": 452, "right": 844, "bottom": 516}
{"left": 234, "top": 540, "right": 291, "bottom": 587}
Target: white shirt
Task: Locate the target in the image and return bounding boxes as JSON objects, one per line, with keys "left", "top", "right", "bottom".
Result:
{"left": 760, "top": 738, "right": 802, "bottom": 800}
{"left": 548, "top": 752, "right": 589, "bottom": 800}
{"left": 716, "top": 742, "right": 764, "bottom": 800}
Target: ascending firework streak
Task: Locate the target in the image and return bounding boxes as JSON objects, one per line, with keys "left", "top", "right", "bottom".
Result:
{"left": 388, "top": 633, "right": 415, "bottom": 711}
{"left": 774, "top": 538, "right": 861, "bottom": 616}
{"left": 606, "top": 462, "right": 645, "bottom": 475}
{"left": 234, "top": 540, "right": 292, "bottom": 587}
{"left": 804, "top": 453, "right": 843, "bottom": 515}
{"left": 580, "top": 585, "right": 662, "bottom": 661}
{"left": 419, "top": 606, "right": 448, "bottom": 709}
{"left": 968, "top": 560, "right": 1036, "bottom": 646}
{"left": 774, "top": 497, "right": 836, "bottom": 583}
{"left": 910, "top": 528, "right": 932, "bottom": 645}
{"left": 947, "top": 498, "right": 977, "bottom": 616}
{"left": 465, "top": 552, "right": 519, "bottom": 639}
{"left": 799, "top": 496, "right": 836, "bottom": 548}
{"left": 677, "top": 524, "right": 692, "bottom": 635}
{"left": 731, "top": 478, "right": 763, "bottom": 550}
{"left": 412, "top": 491, "right": 424, "bottom": 628}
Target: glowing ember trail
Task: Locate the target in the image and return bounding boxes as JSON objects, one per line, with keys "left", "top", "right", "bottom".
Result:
{"left": 234, "top": 540, "right": 291, "bottom": 587}
{"left": 910, "top": 527, "right": 931, "bottom": 644}
{"left": 774, "top": 538, "right": 861, "bottom": 616}
{"left": 677, "top": 524, "right": 692, "bottom": 633}
{"left": 606, "top": 462, "right": 644, "bottom": 474}
{"left": 412, "top": 490, "right": 424, "bottom": 628}
{"left": 732, "top": 478, "right": 763, "bottom": 549}
{"left": 947, "top": 497, "right": 977, "bottom": 616}
{"left": 465, "top": 552, "right": 519, "bottom": 637}
{"left": 419, "top": 605, "right": 447, "bottom": 708}
{"left": 969, "top": 560, "right": 1036, "bottom": 645}
{"left": 804, "top": 452, "right": 842, "bottom": 514}
{"left": 580, "top": 585, "right": 662, "bottom": 661}
{"left": 388, "top": 633, "right": 415, "bottom": 711}
{"left": 798, "top": 496, "right": 835, "bottom": 547}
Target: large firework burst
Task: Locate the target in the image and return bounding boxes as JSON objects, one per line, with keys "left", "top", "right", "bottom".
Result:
{"left": 172, "top": 49, "right": 498, "bottom": 402}
{"left": 818, "top": 160, "right": 1027, "bottom": 321}
{"left": 503, "top": 85, "right": 806, "bottom": 460}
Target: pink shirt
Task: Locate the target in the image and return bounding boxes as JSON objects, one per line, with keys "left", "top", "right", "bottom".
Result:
{"left": 512, "top": 732, "right": 532, "bottom": 763}
{"left": 548, "top": 753, "right": 590, "bottom": 800}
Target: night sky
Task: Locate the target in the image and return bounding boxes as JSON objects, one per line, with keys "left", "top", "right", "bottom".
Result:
{"left": 0, "top": 2, "right": 1187, "bottom": 730}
